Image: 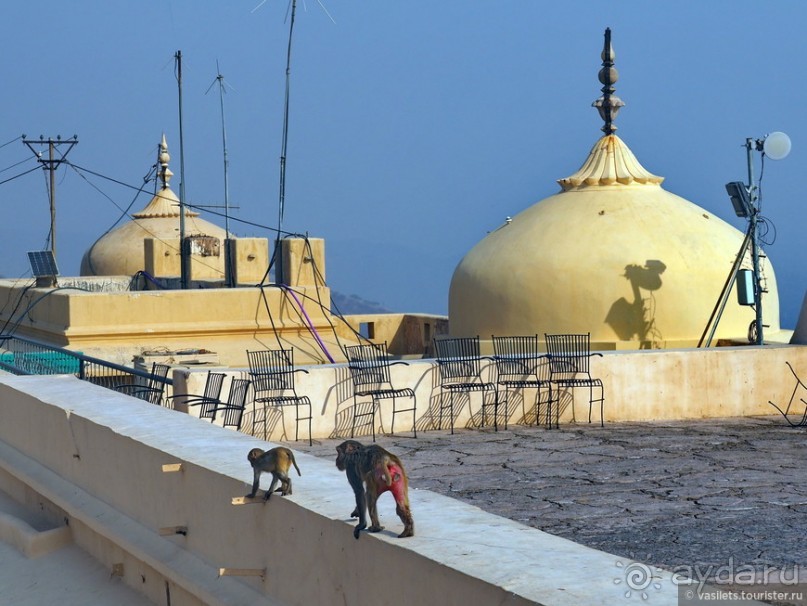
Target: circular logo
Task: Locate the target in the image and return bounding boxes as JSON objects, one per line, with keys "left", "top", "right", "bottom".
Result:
{"left": 614, "top": 559, "right": 663, "bottom": 600}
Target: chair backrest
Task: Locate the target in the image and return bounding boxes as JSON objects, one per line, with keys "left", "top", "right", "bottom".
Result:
{"left": 218, "top": 378, "right": 251, "bottom": 430}
{"left": 247, "top": 349, "right": 297, "bottom": 394}
{"left": 433, "top": 336, "right": 484, "bottom": 384}
{"left": 492, "top": 335, "right": 544, "bottom": 381}
{"left": 344, "top": 342, "right": 393, "bottom": 390}
{"left": 202, "top": 371, "right": 227, "bottom": 401}
{"left": 544, "top": 333, "right": 594, "bottom": 379}
{"left": 195, "top": 372, "right": 227, "bottom": 418}
{"left": 145, "top": 363, "right": 171, "bottom": 405}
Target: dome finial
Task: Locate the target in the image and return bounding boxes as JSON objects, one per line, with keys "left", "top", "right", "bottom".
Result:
{"left": 592, "top": 27, "right": 625, "bottom": 135}
{"left": 158, "top": 133, "right": 173, "bottom": 189}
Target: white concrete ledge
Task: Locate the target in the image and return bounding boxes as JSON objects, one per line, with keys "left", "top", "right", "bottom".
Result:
{"left": 0, "top": 374, "right": 694, "bottom": 605}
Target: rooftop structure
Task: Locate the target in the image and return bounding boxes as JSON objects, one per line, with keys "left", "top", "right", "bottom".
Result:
{"left": 449, "top": 30, "right": 781, "bottom": 349}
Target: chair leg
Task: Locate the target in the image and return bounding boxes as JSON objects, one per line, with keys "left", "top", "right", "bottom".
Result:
{"left": 371, "top": 398, "right": 376, "bottom": 443}
{"left": 599, "top": 384, "right": 605, "bottom": 427}
{"left": 307, "top": 404, "right": 312, "bottom": 446}
{"left": 412, "top": 394, "right": 417, "bottom": 438}
{"left": 496, "top": 387, "right": 502, "bottom": 431}
{"left": 449, "top": 392, "right": 455, "bottom": 435}
{"left": 391, "top": 395, "right": 396, "bottom": 436}
{"left": 351, "top": 396, "right": 357, "bottom": 438}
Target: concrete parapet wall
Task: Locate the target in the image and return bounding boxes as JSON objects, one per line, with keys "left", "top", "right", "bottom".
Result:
{"left": 0, "top": 375, "right": 673, "bottom": 605}
{"left": 2, "top": 341, "right": 795, "bottom": 604}
{"left": 177, "top": 344, "right": 807, "bottom": 442}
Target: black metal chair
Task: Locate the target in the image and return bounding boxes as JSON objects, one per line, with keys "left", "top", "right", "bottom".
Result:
{"left": 433, "top": 336, "right": 499, "bottom": 433}
{"left": 544, "top": 333, "right": 605, "bottom": 426}
{"left": 113, "top": 362, "right": 171, "bottom": 406}
{"left": 247, "top": 349, "right": 312, "bottom": 445}
{"left": 166, "top": 371, "right": 226, "bottom": 419}
{"left": 768, "top": 361, "right": 807, "bottom": 427}
{"left": 344, "top": 341, "right": 416, "bottom": 441}
{"left": 210, "top": 378, "right": 252, "bottom": 431}
{"left": 492, "top": 335, "right": 554, "bottom": 429}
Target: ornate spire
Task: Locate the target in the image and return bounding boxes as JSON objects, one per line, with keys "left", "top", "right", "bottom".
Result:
{"left": 158, "top": 133, "right": 173, "bottom": 190}
{"left": 592, "top": 28, "right": 624, "bottom": 135}
{"left": 132, "top": 135, "right": 198, "bottom": 218}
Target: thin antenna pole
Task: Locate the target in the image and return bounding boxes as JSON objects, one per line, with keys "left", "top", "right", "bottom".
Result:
{"left": 214, "top": 63, "right": 236, "bottom": 287}
{"left": 275, "top": 0, "right": 297, "bottom": 284}
{"left": 745, "top": 138, "right": 764, "bottom": 345}
{"left": 175, "top": 50, "right": 190, "bottom": 289}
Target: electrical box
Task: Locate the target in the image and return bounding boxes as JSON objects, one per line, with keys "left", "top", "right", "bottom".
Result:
{"left": 736, "top": 269, "right": 755, "bottom": 306}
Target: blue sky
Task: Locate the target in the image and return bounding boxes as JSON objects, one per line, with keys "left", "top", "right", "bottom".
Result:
{"left": 0, "top": 1, "right": 805, "bottom": 328}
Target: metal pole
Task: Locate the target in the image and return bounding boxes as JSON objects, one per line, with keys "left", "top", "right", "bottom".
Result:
{"left": 48, "top": 141, "right": 56, "bottom": 258}
{"left": 216, "top": 69, "right": 235, "bottom": 288}
{"left": 745, "top": 138, "right": 763, "bottom": 345}
{"left": 21, "top": 136, "right": 78, "bottom": 268}
{"left": 274, "top": 0, "right": 297, "bottom": 285}
{"left": 176, "top": 50, "right": 190, "bottom": 290}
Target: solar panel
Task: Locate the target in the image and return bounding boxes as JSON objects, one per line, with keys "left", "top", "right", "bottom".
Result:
{"left": 27, "top": 250, "right": 60, "bottom": 278}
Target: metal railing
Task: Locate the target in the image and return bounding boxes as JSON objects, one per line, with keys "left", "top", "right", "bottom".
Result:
{"left": 0, "top": 334, "right": 173, "bottom": 395}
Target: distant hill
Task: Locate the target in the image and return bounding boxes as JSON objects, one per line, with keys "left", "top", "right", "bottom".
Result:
{"left": 331, "top": 292, "right": 391, "bottom": 315}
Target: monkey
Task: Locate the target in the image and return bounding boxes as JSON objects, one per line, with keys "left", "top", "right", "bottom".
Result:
{"left": 335, "top": 440, "right": 414, "bottom": 539}
{"left": 246, "top": 447, "right": 301, "bottom": 501}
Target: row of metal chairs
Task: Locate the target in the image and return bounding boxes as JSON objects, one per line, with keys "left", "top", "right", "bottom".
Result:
{"left": 113, "top": 364, "right": 253, "bottom": 430}
{"left": 343, "top": 333, "right": 605, "bottom": 440}
{"left": 433, "top": 334, "right": 605, "bottom": 433}
{"left": 117, "top": 334, "right": 604, "bottom": 444}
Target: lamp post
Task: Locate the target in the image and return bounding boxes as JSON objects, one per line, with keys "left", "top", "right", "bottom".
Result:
{"left": 725, "top": 131, "right": 790, "bottom": 345}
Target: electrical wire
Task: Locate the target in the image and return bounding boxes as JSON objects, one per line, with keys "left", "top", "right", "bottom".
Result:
{"left": 0, "top": 135, "right": 22, "bottom": 150}
{"left": 0, "top": 165, "right": 41, "bottom": 186}
{"left": 280, "top": 284, "right": 334, "bottom": 362}
{"left": 0, "top": 156, "right": 37, "bottom": 175}
{"left": 2, "top": 286, "right": 92, "bottom": 337}
{"left": 0, "top": 281, "right": 35, "bottom": 335}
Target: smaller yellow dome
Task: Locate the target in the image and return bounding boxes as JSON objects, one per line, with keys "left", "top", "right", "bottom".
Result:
{"left": 80, "top": 136, "right": 228, "bottom": 277}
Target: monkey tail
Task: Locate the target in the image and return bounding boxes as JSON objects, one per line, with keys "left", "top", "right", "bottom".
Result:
{"left": 290, "top": 452, "right": 301, "bottom": 476}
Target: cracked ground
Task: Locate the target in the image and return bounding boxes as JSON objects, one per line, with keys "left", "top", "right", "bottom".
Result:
{"left": 282, "top": 416, "right": 807, "bottom": 583}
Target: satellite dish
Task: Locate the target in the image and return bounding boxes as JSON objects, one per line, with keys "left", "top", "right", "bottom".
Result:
{"left": 763, "top": 131, "right": 791, "bottom": 160}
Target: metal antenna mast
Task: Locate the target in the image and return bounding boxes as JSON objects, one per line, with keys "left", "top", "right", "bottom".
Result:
{"left": 274, "top": 0, "right": 297, "bottom": 284}
{"left": 207, "top": 62, "right": 236, "bottom": 287}
{"left": 21, "top": 135, "right": 79, "bottom": 263}
{"left": 175, "top": 50, "right": 190, "bottom": 289}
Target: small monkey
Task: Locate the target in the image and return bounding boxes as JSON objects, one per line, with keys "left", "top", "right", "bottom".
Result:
{"left": 335, "top": 440, "right": 414, "bottom": 539}
{"left": 246, "top": 447, "right": 301, "bottom": 501}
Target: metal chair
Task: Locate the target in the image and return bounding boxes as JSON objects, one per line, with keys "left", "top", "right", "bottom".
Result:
{"left": 166, "top": 371, "right": 226, "bottom": 419}
{"left": 492, "top": 335, "right": 554, "bottom": 429}
{"left": 210, "top": 378, "right": 252, "bottom": 431}
{"left": 433, "top": 336, "right": 499, "bottom": 433}
{"left": 768, "top": 361, "right": 807, "bottom": 427}
{"left": 544, "top": 333, "right": 605, "bottom": 426}
{"left": 247, "top": 349, "right": 312, "bottom": 445}
{"left": 113, "top": 362, "right": 171, "bottom": 406}
{"left": 344, "top": 341, "right": 416, "bottom": 441}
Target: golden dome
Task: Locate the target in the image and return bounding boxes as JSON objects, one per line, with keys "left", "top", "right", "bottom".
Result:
{"left": 448, "top": 134, "right": 779, "bottom": 348}
{"left": 448, "top": 29, "right": 779, "bottom": 349}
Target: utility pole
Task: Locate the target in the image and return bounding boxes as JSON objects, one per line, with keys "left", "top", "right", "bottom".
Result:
{"left": 21, "top": 135, "right": 78, "bottom": 262}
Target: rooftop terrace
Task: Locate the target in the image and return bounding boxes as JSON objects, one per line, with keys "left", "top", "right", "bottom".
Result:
{"left": 288, "top": 416, "right": 807, "bottom": 589}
